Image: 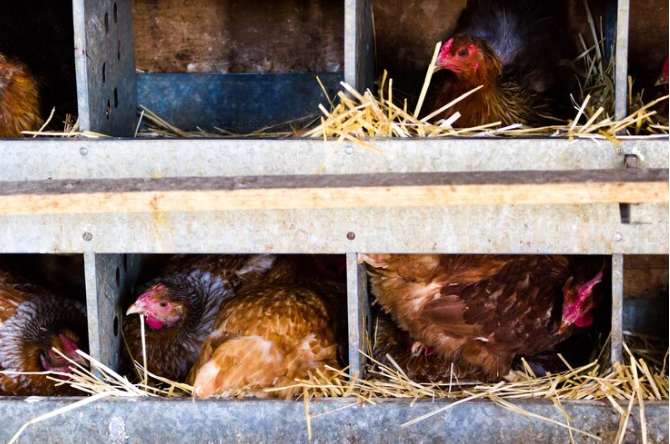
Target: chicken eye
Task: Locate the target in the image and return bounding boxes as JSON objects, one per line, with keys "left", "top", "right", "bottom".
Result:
{"left": 458, "top": 49, "right": 469, "bottom": 58}
{"left": 158, "top": 301, "right": 169, "bottom": 309}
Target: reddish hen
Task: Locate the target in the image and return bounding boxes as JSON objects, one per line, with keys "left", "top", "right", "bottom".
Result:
{"left": 362, "top": 254, "right": 605, "bottom": 381}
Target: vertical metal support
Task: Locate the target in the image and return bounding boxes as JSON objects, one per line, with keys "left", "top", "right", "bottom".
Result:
{"left": 73, "top": 0, "right": 137, "bottom": 136}
{"left": 611, "top": 253, "right": 624, "bottom": 365}
{"left": 614, "top": 0, "right": 630, "bottom": 121}
{"left": 346, "top": 253, "right": 370, "bottom": 378}
{"left": 84, "top": 253, "right": 140, "bottom": 372}
{"left": 344, "top": 0, "right": 374, "bottom": 92}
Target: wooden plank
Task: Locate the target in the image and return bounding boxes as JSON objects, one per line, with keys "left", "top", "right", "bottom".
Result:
{"left": 0, "top": 170, "right": 666, "bottom": 216}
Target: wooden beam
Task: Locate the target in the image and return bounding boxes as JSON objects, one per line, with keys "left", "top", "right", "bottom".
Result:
{"left": 0, "top": 169, "right": 666, "bottom": 216}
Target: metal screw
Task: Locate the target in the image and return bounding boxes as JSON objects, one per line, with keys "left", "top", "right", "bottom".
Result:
{"left": 614, "top": 232, "right": 624, "bottom": 242}
{"left": 82, "top": 232, "right": 93, "bottom": 242}
{"left": 79, "top": 147, "right": 89, "bottom": 156}
{"left": 344, "top": 146, "right": 354, "bottom": 155}
{"left": 346, "top": 232, "right": 356, "bottom": 240}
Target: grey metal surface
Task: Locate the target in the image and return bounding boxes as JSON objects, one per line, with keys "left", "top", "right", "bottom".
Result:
{"left": 0, "top": 397, "right": 666, "bottom": 444}
{"left": 73, "top": 0, "right": 137, "bottom": 136}
{"left": 346, "top": 254, "right": 370, "bottom": 377}
{"left": 615, "top": 0, "right": 630, "bottom": 121}
{"left": 0, "top": 139, "right": 667, "bottom": 181}
{"left": 344, "top": 0, "right": 374, "bottom": 91}
{"left": 0, "top": 204, "right": 666, "bottom": 255}
{"left": 137, "top": 73, "right": 342, "bottom": 134}
{"left": 85, "top": 254, "right": 139, "bottom": 372}
{"left": 611, "top": 254, "right": 624, "bottom": 364}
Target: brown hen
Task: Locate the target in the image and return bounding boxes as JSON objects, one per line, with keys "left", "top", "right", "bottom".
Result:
{"left": 0, "top": 269, "right": 87, "bottom": 395}
{"left": 188, "top": 256, "right": 345, "bottom": 399}
{"left": 431, "top": 34, "right": 555, "bottom": 127}
{"left": 0, "top": 54, "right": 42, "bottom": 137}
{"left": 123, "top": 254, "right": 276, "bottom": 382}
{"left": 362, "top": 254, "right": 605, "bottom": 381}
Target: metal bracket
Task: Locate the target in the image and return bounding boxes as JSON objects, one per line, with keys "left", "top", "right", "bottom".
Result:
{"left": 619, "top": 154, "right": 638, "bottom": 224}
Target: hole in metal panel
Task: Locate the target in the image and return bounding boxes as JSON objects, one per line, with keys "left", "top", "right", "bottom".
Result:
{"left": 106, "top": 99, "right": 111, "bottom": 119}
{"left": 115, "top": 267, "right": 121, "bottom": 288}
{"left": 114, "top": 87, "right": 119, "bottom": 108}
{"left": 102, "top": 62, "right": 106, "bottom": 83}
{"left": 104, "top": 12, "right": 109, "bottom": 34}
{"left": 117, "top": 40, "right": 121, "bottom": 60}
{"left": 114, "top": 3, "right": 118, "bottom": 23}
{"left": 113, "top": 315, "right": 119, "bottom": 337}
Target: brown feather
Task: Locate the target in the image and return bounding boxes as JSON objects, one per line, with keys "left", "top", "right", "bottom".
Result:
{"left": 362, "top": 254, "right": 605, "bottom": 381}
{"left": 0, "top": 269, "right": 87, "bottom": 395}
{"left": 188, "top": 256, "right": 345, "bottom": 399}
{"left": 0, "top": 54, "right": 43, "bottom": 138}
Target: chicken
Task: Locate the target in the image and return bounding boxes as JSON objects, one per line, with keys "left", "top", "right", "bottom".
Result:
{"left": 0, "top": 54, "right": 43, "bottom": 138}
{"left": 123, "top": 254, "right": 276, "bottom": 382}
{"left": 373, "top": 311, "right": 454, "bottom": 383}
{"left": 0, "top": 269, "right": 87, "bottom": 395}
{"left": 0, "top": 0, "right": 77, "bottom": 125}
{"left": 431, "top": 34, "right": 556, "bottom": 127}
{"left": 451, "top": 0, "right": 570, "bottom": 96}
{"left": 429, "top": 0, "right": 572, "bottom": 127}
{"left": 187, "top": 256, "right": 346, "bottom": 399}
{"left": 361, "top": 254, "right": 605, "bottom": 381}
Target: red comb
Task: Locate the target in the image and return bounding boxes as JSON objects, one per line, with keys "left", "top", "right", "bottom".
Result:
{"left": 58, "top": 334, "right": 80, "bottom": 355}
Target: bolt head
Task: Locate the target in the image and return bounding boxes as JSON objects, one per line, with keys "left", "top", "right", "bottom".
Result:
{"left": 346, "top": 232, "right": 356, "bottom": 240}
{"left": 82, "top": 232, "right": 93, "bottom": 242}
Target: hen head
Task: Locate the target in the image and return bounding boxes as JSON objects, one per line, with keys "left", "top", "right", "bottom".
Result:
{"left": 434, "top": 34, "right": 502, "bottom": 80}
{"left": 126, "top": 283, "right": 188, "bottom": 330}
{"left": 38, "top": 331, "right": 87, "bottom": 377}
{"left": 559, "top": 270, "right": 603, "bottom": 334}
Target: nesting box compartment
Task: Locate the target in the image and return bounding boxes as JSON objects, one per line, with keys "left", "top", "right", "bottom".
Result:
{"left": 0, "top": 0, "right": 668, "bottom": 442}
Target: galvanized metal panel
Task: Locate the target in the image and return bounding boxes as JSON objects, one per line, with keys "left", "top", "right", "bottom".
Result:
{"left": 0, "top": 139, "right": 667, "bottom": 182}
{"left": 611, "top": 254, "right": 624, "bottom": 364}
{"left": 0, "top": 204, "right": 665, "bottom": 255}
{"left": 85, "top": 253, "right": 140, "bottom": 372}
{"left": 0, "top": 397, "right": 666, "bottom": 444}
{"left": 137, "top": 73, "right": 342, "bottom": 134}
{"left": 344, "top": 0, "right": 374, "bottom": 91}
{"left": 73, "top": 0, "right": 137, "bottom": 136}
{"left": 346, "top": 254, "right": 370, "bottom": 377}
{"left": 615, "top": 0, "right": 631, "bottom": 120}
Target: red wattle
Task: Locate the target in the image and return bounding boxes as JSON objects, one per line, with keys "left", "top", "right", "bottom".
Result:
{"left": 574, "top": 312, "right": 594, "bottom": 328}
{"left": 145, "top": 316, "right": 165, "bottom": 330}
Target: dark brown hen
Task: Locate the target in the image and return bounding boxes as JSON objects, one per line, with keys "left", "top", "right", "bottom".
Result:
{"left": 362, "top": 254, "right": 606, "bottom": 381}
{"left": 188, "top": 256, "right": 346, "bottom": 399}
{"left": 429, "top": 0, "right": 572, "bottom": 127}
{"left": 123, "top": 254, "right": 276, "bottom": 382}
{"left": 0, "top": 269, "right": 87, "bottom": 395}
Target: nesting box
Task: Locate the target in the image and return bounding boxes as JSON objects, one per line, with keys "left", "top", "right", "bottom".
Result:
{"left": 0, "top": 0, "right": 667, "bottom": 443}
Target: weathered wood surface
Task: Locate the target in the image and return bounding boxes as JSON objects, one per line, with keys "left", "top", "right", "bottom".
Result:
{"left": 0, "top": 170, "right": 666, "bottom": 215}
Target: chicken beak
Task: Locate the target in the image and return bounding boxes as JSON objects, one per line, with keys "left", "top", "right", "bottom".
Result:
{"left": 558, "top": 321, "right": 570, "bottom": 335}
{"left": 433, "top": 63, "right": 446, "bottom": 74}
{"left": 654, "top": 75, "right": 668, "bottom": 87}
{"left": 126, "top": 301, "right": 145, "bottom": 316}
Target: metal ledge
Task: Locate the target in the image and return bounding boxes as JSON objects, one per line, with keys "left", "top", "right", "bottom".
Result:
{"left": 0, "top": 139, "right": 667, "bottom": 181}
{"left": 0, "top": 397, "right": 666, "bottom": 444}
